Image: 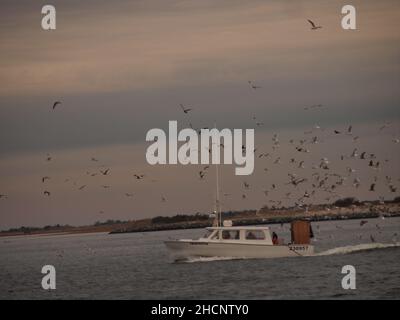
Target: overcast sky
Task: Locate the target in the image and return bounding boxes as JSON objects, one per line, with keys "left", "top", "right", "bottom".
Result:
{"left": 0, "top": 0, "right": 399, "bottom": 229}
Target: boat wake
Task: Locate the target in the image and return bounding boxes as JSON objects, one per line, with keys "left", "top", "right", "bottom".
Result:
{"left": 177, "top": 256, "right": 245, "bottom": 263}
{"left": 315, "top": 242, "right": 400, "bottom": 256}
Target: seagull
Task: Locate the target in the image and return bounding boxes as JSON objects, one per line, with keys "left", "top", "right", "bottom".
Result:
{"left": 91, "top": 157, "right": 99, "bottom": 162}
{"left": 353, "top": 178, "right": 361, "bottom": 188}
{"left": 369, "top": 183, "right": 376, "bottom": 191}
{"left": 42, "top": 176, "right": 50, "bottom": 183}
{"left": 379, "top": 122, "right": 391, "bottom": 131}
{"left": 179, "top": 104, "right": 192, "bottom": 114}
{"left": 347, "top": 125, "right": 353, "bottom": 134}
{"left": 0, "top": 194, "right": 8, "bottom": 199}
{"left": 248, "top": 81, "right": 261, "bottom": 90}
{"left": 78, "top": 185, "right": 87, "bottom": 190}
{"left": 44, "top": 191, "right": 51, "bottom": 196}
{"left": 52, "top": 101, "right": 62, "bottom": 110}
{"left": 133, "top": 174, "right": 145, "bottom": 180}
{"left": 311, "top": 136, "right": 318, "bottom": 144}
{"left": 100, "top": 169, "right": 110, "bottom": 175}
{"left": 259, "top": 153, "right": 269, "bottom": 158}
{"left": 307, "top": 19, "right": 322, "bottom": 30}
{"left": 369, "top": 160, "right": 374, "bottom": 167}
{"left": 350, "top": 148, "right": 358, "bottom": 158}
{"left": 347, "top": 167, "right": 356, "bottom": 175}
{"left": 199, "top": 171, "right": 206, "bottom": 179}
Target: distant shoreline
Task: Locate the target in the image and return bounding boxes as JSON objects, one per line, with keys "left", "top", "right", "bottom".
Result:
{"left": 109, "top": 208, "right": 400, "bottom": 235}
{"left": 1, "top": 199, "right": 399, "bottom": 238}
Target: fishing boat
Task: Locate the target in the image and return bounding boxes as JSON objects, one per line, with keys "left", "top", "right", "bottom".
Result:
{"left": 164, "top": 221, "right": 314, "bottom": 261}
{"left": 164, "top": 145, "right": 315, "bottom": 261}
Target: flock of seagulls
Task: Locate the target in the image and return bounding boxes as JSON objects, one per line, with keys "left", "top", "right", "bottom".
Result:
{"left": 1, "top": 91, "right": 399, "bottom": 230}
{"left": 0, "top": 20, "right": 398, "bottom": 246}
{"left": 176, "top": 88, "right": 398, "bottom": 218}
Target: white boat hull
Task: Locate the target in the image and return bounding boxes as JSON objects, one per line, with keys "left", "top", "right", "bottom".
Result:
{"left": 165, "top": 240, "right": 314, "bottom": 261}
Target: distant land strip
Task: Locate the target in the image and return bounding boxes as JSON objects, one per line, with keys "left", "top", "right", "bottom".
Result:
{"left": 1, "top": 197, "right": 399, "bottom": 237}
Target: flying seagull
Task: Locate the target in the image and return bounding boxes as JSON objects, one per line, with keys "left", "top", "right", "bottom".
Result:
{"left": 248, "top": 81, "right": 261, "bottom": 90}
{"left": 199, "top": 171, "right": 206, "bottom": 179}
{"left": 347, "top": 125, "right": 353, "bottom": 134}
{"left": 307, "top": 19, "right": 322, "bottom": 30}
{"left": 52, "top": 101, "right": 62, "bottom": 110}
{"left": 179, "top": 104, "right": 192, "bottom": 114}
{"left": 100, "top": 169, "right": 110, "bottom": 175}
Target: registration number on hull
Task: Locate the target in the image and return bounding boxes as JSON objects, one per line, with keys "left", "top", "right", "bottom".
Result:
{"left": 289, "top": 245, "right": 308, "bottom": 251}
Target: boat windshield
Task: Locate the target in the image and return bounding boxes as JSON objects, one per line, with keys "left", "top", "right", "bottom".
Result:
{"left": 222, "top": 230, "right": 240, "bottom": 240}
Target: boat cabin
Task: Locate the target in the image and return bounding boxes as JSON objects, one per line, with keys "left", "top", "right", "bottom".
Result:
{"left": 200, "top": 226, "right": 274, "bottom": 245}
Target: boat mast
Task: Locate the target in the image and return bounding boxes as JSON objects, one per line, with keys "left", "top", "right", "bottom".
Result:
{"left": 215, "top": 157, "right": 221, "bottom": 227}
{"left": 214, "top": 122, "right": 221, "bottom": 227}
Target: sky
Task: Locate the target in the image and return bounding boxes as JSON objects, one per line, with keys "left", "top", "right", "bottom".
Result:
{"left": 0, "top": 0, "right": 399, "bottom": 229}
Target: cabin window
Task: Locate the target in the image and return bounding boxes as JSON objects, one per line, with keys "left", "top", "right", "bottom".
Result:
{"left": 202, "top": 230, "right": 213, "bottom": 238}
{"left": 245, "top": 230, "right": 265, "bottom": 240}
{"left": 222, "top": 230, "right": 240, "bottom": 240}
